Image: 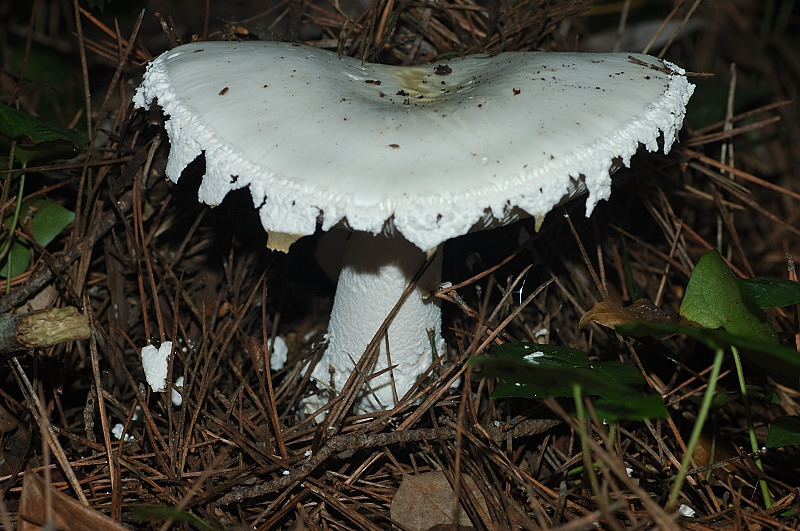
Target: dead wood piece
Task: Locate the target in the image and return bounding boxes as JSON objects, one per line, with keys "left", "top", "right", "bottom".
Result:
{"left": 0, "top": 306, "right": 89, "bottom": 353}
{"left": 212, "top": 418, "right": 560, "bottom": 507}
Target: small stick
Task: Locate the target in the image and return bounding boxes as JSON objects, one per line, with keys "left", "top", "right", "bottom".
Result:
{"left": 0, "top": 306, "right": 89, "bottom": 354}
{"left": 213, "top": 418, "right": 560, "bottom": 507}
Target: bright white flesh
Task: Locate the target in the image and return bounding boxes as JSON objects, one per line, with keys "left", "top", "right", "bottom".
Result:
{"left": 133, "top": 42, "right": 694, "bottom": 415}
{"left": 141, "top": 341, "right": 172, "bottom": 392}
{"left": 306, "top": 232, "right": 444, "bottom": 415}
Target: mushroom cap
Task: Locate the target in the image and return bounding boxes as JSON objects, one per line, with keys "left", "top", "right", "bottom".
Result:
{"left": 134, "top": 41, "right": 694, "bottom": 251}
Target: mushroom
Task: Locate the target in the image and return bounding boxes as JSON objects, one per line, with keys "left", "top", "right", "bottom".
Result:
{"left": 133, "top": 41, "right": 694, "bottom": 415}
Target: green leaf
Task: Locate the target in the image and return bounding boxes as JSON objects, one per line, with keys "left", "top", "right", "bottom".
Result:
{"left": 0, "top": 197, "right": 74, "bottom": 278}
{"left": 739, "top": 277, "right": 800, "bottom": 308}
{"left": 493, "top": 342, "right": 590, "bottom": 366}
{"left": 617, "top": 321, "right": 800, "bottom": 377}
{"left": 0, "top": 105, "right": 85, "bottom": 145}
{"left": 27, "top": 197, "right": 75, "bottom": 247}
{"left": 471, "top": 343, "right": 644, "bottom": 399}
{"left": 680, "top": 250, "right": 778, "bottom": 345}
{"left": 1, "top": 242, "right": 31, "bottom": 279}
{"left": 13, "top": 142, "right": 82, "bottom": 164}
{"left": 593, "top": 394, "right": 668, "bottom": 421}
{"left": 470, "top": 343, "right": 665, "bottom": 420}
{"left": 587, "top": 362, "right": 648, "bottom": 398}
{"left": 688, "top": 385, "right": 778, "bottom": 410}
{"left": 765, "top": 416, "right": 800, "bottom": 448}
{"left": 0, "top": 105, "right": 87, "bottom": 163}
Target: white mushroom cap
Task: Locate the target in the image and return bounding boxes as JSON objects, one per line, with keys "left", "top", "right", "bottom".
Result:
{"left": 134, "top": 42, "right": 694, "bottom": 416}
{"left": 133, "top": 41, "right": 694, "bottom": 252}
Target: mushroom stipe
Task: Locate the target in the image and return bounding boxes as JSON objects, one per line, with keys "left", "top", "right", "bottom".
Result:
{"left": 134, "top": 41, "right": 694, "bottom": 416}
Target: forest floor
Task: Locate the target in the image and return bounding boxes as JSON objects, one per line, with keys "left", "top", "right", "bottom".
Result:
{"left": 1, "top": 0, "right": 799, "bottom": 529}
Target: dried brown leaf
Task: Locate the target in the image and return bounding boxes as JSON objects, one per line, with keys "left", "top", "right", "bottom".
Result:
{"left": 579, "top": 299, "right": 680, "bottom": 329}
{"left": 19, "top": 471, "right": 127, "bottom": 531}
{"left": 390, "top": 471, "right": 487, "bottom": 531}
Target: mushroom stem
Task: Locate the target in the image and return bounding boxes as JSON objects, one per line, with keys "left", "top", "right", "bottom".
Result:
{"left": 308, "top": 231, "right": 444, "bottom": 414}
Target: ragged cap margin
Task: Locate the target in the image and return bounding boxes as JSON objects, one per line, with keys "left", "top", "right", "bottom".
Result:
{"left": 134, "top": 42, "right": 694, "bottom": 252}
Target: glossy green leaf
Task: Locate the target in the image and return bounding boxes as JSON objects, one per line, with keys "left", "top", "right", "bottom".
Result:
{"left": 12, "top": 141, "right": 83, "bottom": 164}
{"left": 680, "top": 250, "right": 778, "bottom": 345}
{"left": 471, "top": 343, "right": 645, "bottom": 400}
{"left": 0, "top": 105, "right": 85, "bottom": 145}
{"left": 765, "top": 416, "right": 800, "bottom": 448}
{"left": 471, "top": 343, "right": 665, "bottom": 420}
{"left": 593, "top": 394, "right": 668, "bottom": 421}
{"left": 739, "top": 277, "right": 800, "bottom": 308}
{"left": 0, "top": 105, "right": 86, "bottom": 163}
{"left": 492, "top": 342, "right": 590, "bottom": 366}
{"left": 587, "top": 362, "right": 648, "bottom": 399}
{"left": 617, "top": 321, "right": 800, "bottom": 377}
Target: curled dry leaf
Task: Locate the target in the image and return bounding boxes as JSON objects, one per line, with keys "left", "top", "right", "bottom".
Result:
{"left": 579, "top": 298, "right": 681, "bottom": 330}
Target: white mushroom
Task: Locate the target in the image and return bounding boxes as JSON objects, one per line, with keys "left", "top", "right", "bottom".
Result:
{"left": 133, "top": 41, "right": 694, "bottom": 415}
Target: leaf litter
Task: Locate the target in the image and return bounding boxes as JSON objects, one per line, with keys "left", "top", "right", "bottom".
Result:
{"left": 1, "top": 0, "right": 800, "bottom": 529}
